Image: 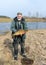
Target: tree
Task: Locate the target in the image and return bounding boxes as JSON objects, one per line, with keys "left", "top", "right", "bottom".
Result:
{"left": 36, "top": 12, "right": 39, "bottom": 18}
{"left": 28, "top": 12, "right": 31, "bottom": 17}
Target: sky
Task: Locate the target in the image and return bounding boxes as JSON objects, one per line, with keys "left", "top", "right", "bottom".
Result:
{"left": 0, "top": 0, "right": 46, "bottom": 18}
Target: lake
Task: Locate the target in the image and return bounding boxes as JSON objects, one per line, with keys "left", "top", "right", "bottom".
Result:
{"left": 0, "top": 22, "right": 46, "bottom": 34}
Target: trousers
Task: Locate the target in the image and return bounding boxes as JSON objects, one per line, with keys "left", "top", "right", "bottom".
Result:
{"left": 12, "top": 34, "right": 26, "bottom": 56}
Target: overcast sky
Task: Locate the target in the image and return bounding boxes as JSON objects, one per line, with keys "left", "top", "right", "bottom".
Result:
{"left": 0, "top": 0, "right": 46, "bottom": 18}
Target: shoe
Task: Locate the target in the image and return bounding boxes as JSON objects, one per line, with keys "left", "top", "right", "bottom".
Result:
{"left": 21, "top": 53, "right": 27, "bottom": 58}
{"left": 14, "top": 56, "right": 18, "bottom": 60}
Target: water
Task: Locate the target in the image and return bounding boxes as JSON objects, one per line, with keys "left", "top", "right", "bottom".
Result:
{"left": 27, "top": 22, "right": 46, "bottom": 29}
{"left": 0, "top": 22, "right": 11, "bottom": 34}
{"left": 0, "top": 22, "right": 46, "bottom": 34}
{"left": 0, "top": 22, "right": 11, "bottom": 31}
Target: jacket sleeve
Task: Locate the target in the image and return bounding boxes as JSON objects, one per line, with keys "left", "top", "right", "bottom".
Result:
{"left": 23, "top": 19, "right": 28, "bottom": 30}
{"left": 11, "top": 20, "right": 17, "bottom": 32}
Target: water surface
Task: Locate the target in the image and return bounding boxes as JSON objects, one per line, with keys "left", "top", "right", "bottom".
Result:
{"left": 0, "top": 22, "right": 46, "bottom": 34}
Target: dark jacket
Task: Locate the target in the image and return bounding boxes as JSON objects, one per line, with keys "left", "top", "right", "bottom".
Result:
{"left": 11, "top": 17, "right": 28, "bottom": 34}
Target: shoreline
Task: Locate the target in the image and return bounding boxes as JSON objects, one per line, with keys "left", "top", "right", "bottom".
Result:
{"left": 0, "top": 29, "right": 46, "bottom": 65}
{"left": 0, "top": 17, "right": 46, "bottom": 22}
{"left": 0, "top": 29, "right": 46, "bottom": 35}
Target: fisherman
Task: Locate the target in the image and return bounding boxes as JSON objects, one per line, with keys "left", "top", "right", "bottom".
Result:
{"left": 11, "top": 12, "right": 28, "bottom": 60}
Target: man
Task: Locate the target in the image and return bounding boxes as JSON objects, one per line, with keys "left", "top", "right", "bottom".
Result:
{"left": 11, "top": 12, "right": 28, "bottom": 60}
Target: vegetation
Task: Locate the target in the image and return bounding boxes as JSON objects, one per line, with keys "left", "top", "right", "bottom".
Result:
{"left": 24, "top": 16, "right": 46, "bottom": 22}
{"left": 0, "top": 16, "right": 46, "bottom": 22}
{"left": 0, "top": 16, "right": 12, "bottom": 22}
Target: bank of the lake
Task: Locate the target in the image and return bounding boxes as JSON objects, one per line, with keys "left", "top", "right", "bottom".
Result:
{"left": 0, "top": 17, "right": 46, "bottom": 22}
{"left": 0, "top": 30, "right": 46, "bottom": 65}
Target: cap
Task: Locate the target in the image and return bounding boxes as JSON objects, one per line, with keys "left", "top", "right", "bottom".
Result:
{"left": 17, "top": 12, "right": 22, "bottom": 15}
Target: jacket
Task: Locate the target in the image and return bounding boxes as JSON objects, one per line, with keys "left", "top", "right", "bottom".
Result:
{"left": 11, "top": 17, "right": 28, "bottom": 34}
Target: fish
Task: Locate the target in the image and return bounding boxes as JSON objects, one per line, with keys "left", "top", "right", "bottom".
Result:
{"left": 13, "top": 30, "right": 28, "bottom": 36}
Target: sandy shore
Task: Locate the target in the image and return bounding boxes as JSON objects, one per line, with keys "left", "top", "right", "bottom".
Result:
{"left": 0, "top": 29, "right": 46, "bottom": 65}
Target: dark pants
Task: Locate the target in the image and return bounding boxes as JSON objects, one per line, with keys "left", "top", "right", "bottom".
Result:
{"left": 12, "top": 34, "right": 26, "bottom": 56}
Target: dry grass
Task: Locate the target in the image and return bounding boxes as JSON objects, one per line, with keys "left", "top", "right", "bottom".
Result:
{"left": 0, "top": 17, "right": 46, "bottom": 22}
{"left": 0, "top": 18, "right": 12, "bottom": 22}
{"left": 25, "top": 18, "right": 46, "bottom": 22}
{"left": 0, "top": 30, "right": 46, "bottom": 65}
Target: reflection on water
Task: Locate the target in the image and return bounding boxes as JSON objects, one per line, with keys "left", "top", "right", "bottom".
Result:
{"left": 0, "top": 22, "right": 46, "bottom": 34}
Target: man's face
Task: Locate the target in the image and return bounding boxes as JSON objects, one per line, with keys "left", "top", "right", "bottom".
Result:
{"left": 17, "top": 14, "right": 22, "bottom": 21}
